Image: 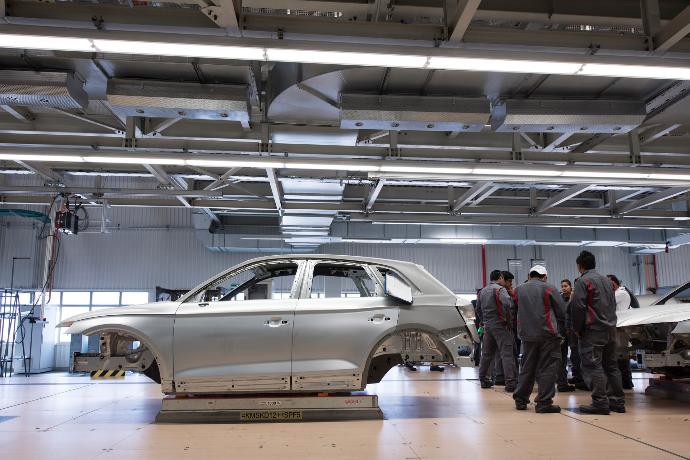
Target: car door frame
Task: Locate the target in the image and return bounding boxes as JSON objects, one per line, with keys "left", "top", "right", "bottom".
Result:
{"left": 290, "top": 259, "right": 401, "bottom": 391}
{"left": 172, "top": 259, "right": 308, "bottom": 393}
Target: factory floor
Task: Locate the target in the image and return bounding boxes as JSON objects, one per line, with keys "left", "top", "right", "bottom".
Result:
{"left": 0, "top": 368, "right": 688, "bottom": 460}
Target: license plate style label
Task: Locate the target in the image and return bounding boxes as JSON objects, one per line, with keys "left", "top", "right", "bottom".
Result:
{"left": 239, "top": 410, "right": 303, "bottom": 421}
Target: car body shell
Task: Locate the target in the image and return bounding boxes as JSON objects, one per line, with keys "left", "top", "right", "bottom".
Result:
{"left": 59, "top": 254, "right": 476, "bottom": 394}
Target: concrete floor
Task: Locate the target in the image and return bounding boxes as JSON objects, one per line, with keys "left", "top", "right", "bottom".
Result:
{"left": 0, "top": 368, "right": 688, "bottom": 460}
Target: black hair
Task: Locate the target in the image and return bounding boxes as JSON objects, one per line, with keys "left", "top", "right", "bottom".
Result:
{"left": 529, "top": 271, "right": 546, "bottom": 279}
{"left": 561, "top": 279, "right": 572, "bottom": 287}
{"left": 607, "top": 274, "right": 621, "bottom": 286}
{"left": 576, "top": 250, "right": 596, "bottom": 270}
{"left": 501, "top": 271, "right": 514, "bottom": 281}
{"left": 489, "top": 270, "right": 503, "bottom": 282}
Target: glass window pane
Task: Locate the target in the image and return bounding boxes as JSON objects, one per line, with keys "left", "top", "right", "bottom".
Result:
{"left": 198, "top": 263, "right": 298, "bottom": 303}
{"left": 92, "top": 292, "right": 120, "bottom": 305}
{"left": 17, "top": 292, "right": 32, "bottom": 306}
{"left": 121, "top": 292, "right": 149, "bottom": 305}
{"left": 46, "top": 292, "right": 61, "bottom": 305}
{"left": 62, "top": 291, "right": 90, "bottom": 305}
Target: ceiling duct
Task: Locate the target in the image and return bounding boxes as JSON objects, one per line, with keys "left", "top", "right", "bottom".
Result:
{"left": 0, "top": 70, "right": 88, "bottom": 109}
{"left": 493, "top": 99, "right": 646, "bottom": 133}
{"left": 340, "top": 94, "right": 490, "bottom": 132}
{"left": 106, "top": 79, "right": 250, "bottom": 127}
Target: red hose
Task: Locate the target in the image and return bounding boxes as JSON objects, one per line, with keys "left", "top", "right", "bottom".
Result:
{"left": 481, "top": 243, "right": 487, "bottom": 287}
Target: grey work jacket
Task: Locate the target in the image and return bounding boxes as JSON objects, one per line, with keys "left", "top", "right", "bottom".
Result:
{"left": 476, "top": 282, "right": 514, "bottom": 330}
{"left": 570, "top": 269, "right": 617, "bottom": 334}
{"left": 514, "top": 279, "right": 566, "bottom": 341}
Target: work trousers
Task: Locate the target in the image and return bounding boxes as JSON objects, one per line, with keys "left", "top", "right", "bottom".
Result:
{"left": 513, "top": 338, "right": 560, "bottom": 408}
{"left": 557, "top": 335, "right": 569, "bottom": 387}
{"left": 479, "top": 326, "right": 517, "bottom": 386}
{"left": 569, "top": 331, "right": 583, "bottom": 382}
{"left": 579, "top": 327, "right": 625, "bottom": 409}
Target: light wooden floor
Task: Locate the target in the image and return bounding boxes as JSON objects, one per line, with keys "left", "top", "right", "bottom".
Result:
{"left": 1, "top": 368, "right": 688, "bottom": 460}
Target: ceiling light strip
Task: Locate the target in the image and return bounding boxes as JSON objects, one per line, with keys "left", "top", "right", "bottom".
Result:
{"left": 2, "top": 29, "right": 690, "bottom": 80}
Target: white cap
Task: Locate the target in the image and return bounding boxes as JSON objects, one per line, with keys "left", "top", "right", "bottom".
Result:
{"left": 530, "top": 265, "right": 547, "bottom": 276}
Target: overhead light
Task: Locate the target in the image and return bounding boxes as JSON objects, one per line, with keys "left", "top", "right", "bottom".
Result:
{"left": 266, "top": 48, "right": 428, "bottom": 68}
{"left": 0, "top": 33, "right": 94, "bottom": 52}
{"left": 473, "top": 168, "right": 557, "bottom": 177}
{"left": 562, "top": 171, "right": 650, "bottom": 179}
{"left": 427, "top": 57, "right": 582, "bottom": 75}
{"left": 93, "top": 39, "right": 264, "bottom": 61}
{"left": 290, "top": 162, "right": 381, "bottom": 172}
{"left": 649, "top": 173, "right": 690, "bottom": 181}
{"left": 438, "top": 238, "right": 488, "bottom": 244}
{"left": 186, "top": 158, "right": 285, "bottom": 169}
{"left": 578, "top": 63, "right": 690, "bottom": 81}
{"left": 84, "top": 156, "right": 186, "bottom": 166}
{"left": 380, "top": 165, "right": 473, "bottom": 174}
{"left": 0, "top": 153, "right": 84, "bottom": 163}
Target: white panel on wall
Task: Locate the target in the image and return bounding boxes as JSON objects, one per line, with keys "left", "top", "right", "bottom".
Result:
{"left": 654, "top": 245, "right": 690, "bottom": 288}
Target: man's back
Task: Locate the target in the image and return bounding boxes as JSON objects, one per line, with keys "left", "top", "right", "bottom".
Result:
{"left": 571, "top": 269, "right": 617, "bottom": 333}
{"left": 515, "top": 279, "right": 566, "bottom": 341}
{"left": 477, "top": 282, "right": 513, "bottom": 329}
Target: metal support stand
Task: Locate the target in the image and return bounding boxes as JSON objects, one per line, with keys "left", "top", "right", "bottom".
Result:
{"left": 155, "top": 393, "right": 383, "bottom": 423}
{"left": 644, "top": 378, "right": 690, "bottom": 403}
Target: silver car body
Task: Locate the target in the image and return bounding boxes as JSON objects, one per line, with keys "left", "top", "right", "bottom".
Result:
{"left": 58, "top": 254, "right": 476, "bottom": 394}
{"left": 617, "top": 281, "right": 690, "bottom": 377}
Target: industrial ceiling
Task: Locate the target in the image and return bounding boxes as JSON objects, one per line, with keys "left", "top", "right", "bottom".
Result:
{"left": 1, "top": 0, "right": 690, "bottom": 250}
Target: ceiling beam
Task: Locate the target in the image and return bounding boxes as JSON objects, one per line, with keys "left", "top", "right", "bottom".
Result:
{"left": 1, "top": 105, "right": 35, "bottom": 122}
{"left": 570, "top": 133, "right": 614, "bottom": 153}
{"left": 148, "top": 117, "right": 183, "bottom": 135}
{"left": 654, "top": 5, "right": 690, "bottom": 52}
{"left": 51, "top": 108, "right": 123, "bottom": 133}
{"left": 448, "top": 0, "right": 482, "bottom": 44}
{"left": 542, "top": 132, "right": 572, "bottom": 152}
{"left": 296, "top": 82, "right": 339, "bottom": 109}
{"left": 365, "top": 179, "right": 385, "bottom": 211}
{"left": 451, "top": 181, "right": 494, "bottom": 213}
{"left": 203, "top": 167, "right": 242, "bottom": 191}
{"left": 14, "top": 160, "right": 62, "bottom": 182}
{"left": 266, "top": 167, "right": 283, "bottom": 213}
{"left": 143, "top": 163, "right": 193, "bottom": 208}
{"left": 618, "top": 187, "right": 690, "bottom": 214}
{"left": 469, "top": 184, "right": 500, "bottom": 206}
{"left": 639, "top": 123, "right": 681, "bottom": 145}
{"left": 200, "top": 0, "right": 240, "bottom": 32}
{"left": 536, "top": 184, "right": 592, "bottom": 213}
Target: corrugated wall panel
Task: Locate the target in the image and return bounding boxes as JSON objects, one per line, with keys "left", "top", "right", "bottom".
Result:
{"left": 654, "top": 245, "right": 690, "bottom": 288}
{"left": 0, "top": 223, "right": 43, "bottom": 289}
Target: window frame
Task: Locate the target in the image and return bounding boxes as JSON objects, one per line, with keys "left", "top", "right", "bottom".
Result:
{"left": 301, "top": 260, "right": 384, "bottom": 300}
{"left": 182, "top": 260, "right": 307, "bottom": 304}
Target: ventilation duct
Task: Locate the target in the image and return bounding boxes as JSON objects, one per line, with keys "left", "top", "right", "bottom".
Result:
{"left": 493, "top": 99, "right": 646, "bottom": 133}
{"left": 340, "top": 94, "right": 490, "bottom": 132}
{"left": 0, "top": 70, "right": 88, "bottom": 109}
{"left": 106, "top": 79, "right": 250, "bottom": 127}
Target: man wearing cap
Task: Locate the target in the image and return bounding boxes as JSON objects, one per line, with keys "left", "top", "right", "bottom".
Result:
{"left": 493, "top": 270, "right": 516, "bottom": 385}
{"left": 571, "top": 251, "right": 625, "bottom": 415}
{"left": 513, "top": 265, "right": 566, "bottom": 413}
{"left": 478, "top": 269, "right": 517, "bottom": 392}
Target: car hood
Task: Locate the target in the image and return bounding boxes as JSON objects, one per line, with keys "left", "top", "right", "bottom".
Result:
{"left": 56, "top": 302, "right": 179, "bottom": 327}
{"left": 616, "top": 304, "right": 690, "bottom": 327}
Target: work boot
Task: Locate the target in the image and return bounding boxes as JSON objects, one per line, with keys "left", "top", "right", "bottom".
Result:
{"left": 480, "top": 380, "right": 494, "bottom": 389}
{"left": 535, "top": 405, "right": 561, "bottom": 414}
{"left": 568, "top": 377, "right": 583, "bottom": 385}
{"left": 430, "top": 365, "right": 445, "bottom": 372}
{"left": 504, "top": 384, "right": 516, "bottom": 393}
{"left": 557, "top": 384, "right": 576, "bottom": 392}
{"left": 609, "top": 404, "right": 626, "bottom": 413}
{"left": 494, "top": 378, "right": 506, "bottom": 386}
{"left": 404, "top": 362, "right": 417, "bottom": 371}
{"left": 579, "top": 405, "right": 610, "bottom": 415}
{"left": 622, "top": 382, "right": 634, "bottom": 390}
{"left": 515, "top": 401, "right": 527, "bottom": 411}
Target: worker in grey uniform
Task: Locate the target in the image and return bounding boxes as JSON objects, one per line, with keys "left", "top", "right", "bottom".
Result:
{"left": 570, "top": 250, "right": 625, "bottom": 415}
{"left": 513, "top": 265, "right": 566, "bottom": 413}
{"left": 478, "top": 269, "right": 517, "bottom": 392}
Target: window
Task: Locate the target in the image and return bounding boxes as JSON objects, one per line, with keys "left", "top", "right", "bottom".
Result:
{"left": 192, "top": 263, "right": 299, "bottom": 303}
{"left": 92, "top": 292, "right": 120, "bottom": 305}
{"left": 58, "top": 306, "right": 90, "bottom": 343}
{"left": 121, "top": 292, "right": 149, "bottom": 305}
{"left": 310, "top": 263, "right": 378, "bottom": 298}
{"left": 658, "top": 281, "right": 690, "bottom": 305}
{"left": 62, "top": 291, "right": 91, "bottom": 305}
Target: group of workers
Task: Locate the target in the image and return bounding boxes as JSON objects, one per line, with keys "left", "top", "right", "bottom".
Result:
{"left": 474, "top": 250, "right": 629, "bottom": 415}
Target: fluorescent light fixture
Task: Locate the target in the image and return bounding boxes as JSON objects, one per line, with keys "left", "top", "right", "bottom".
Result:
{"left": 289, "top": 162, "right": 381, "bottom": 172}
{"left": 473, "top": 168, "right": 557, "bottom": 177}
{"left": 0, "top": 33, "right": 94, "bottom": 52}
{"left": 266, "top": 48, "right": 428, "bottom": 68}
{"left": 0, "top": 153, "right": 84, "bottom": 162}
{"left": 438, "top": 238, "right": 488, "bottom": 244}
{"left": 380, "top": 165, "right": 473, "bottom": 174}
{"left": 578, "top": 63, "right": 690, "bottom": 81}
{"left": 649, "top": 173, "right": 690, "bottom": 181}
{"left": 562, "top": 171, "right": 649, "bottom": 179}
{"left": 93, "top": 39, "right": 264, "bottom": 61}
{"left": 84, "top": 156, "right": 186, "bottom": 166}
{"left": 186, "top": 159, "right": 285, "bottom": 169}
{"left": 428, "top": 57, "right": 582, "bottom": 75}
